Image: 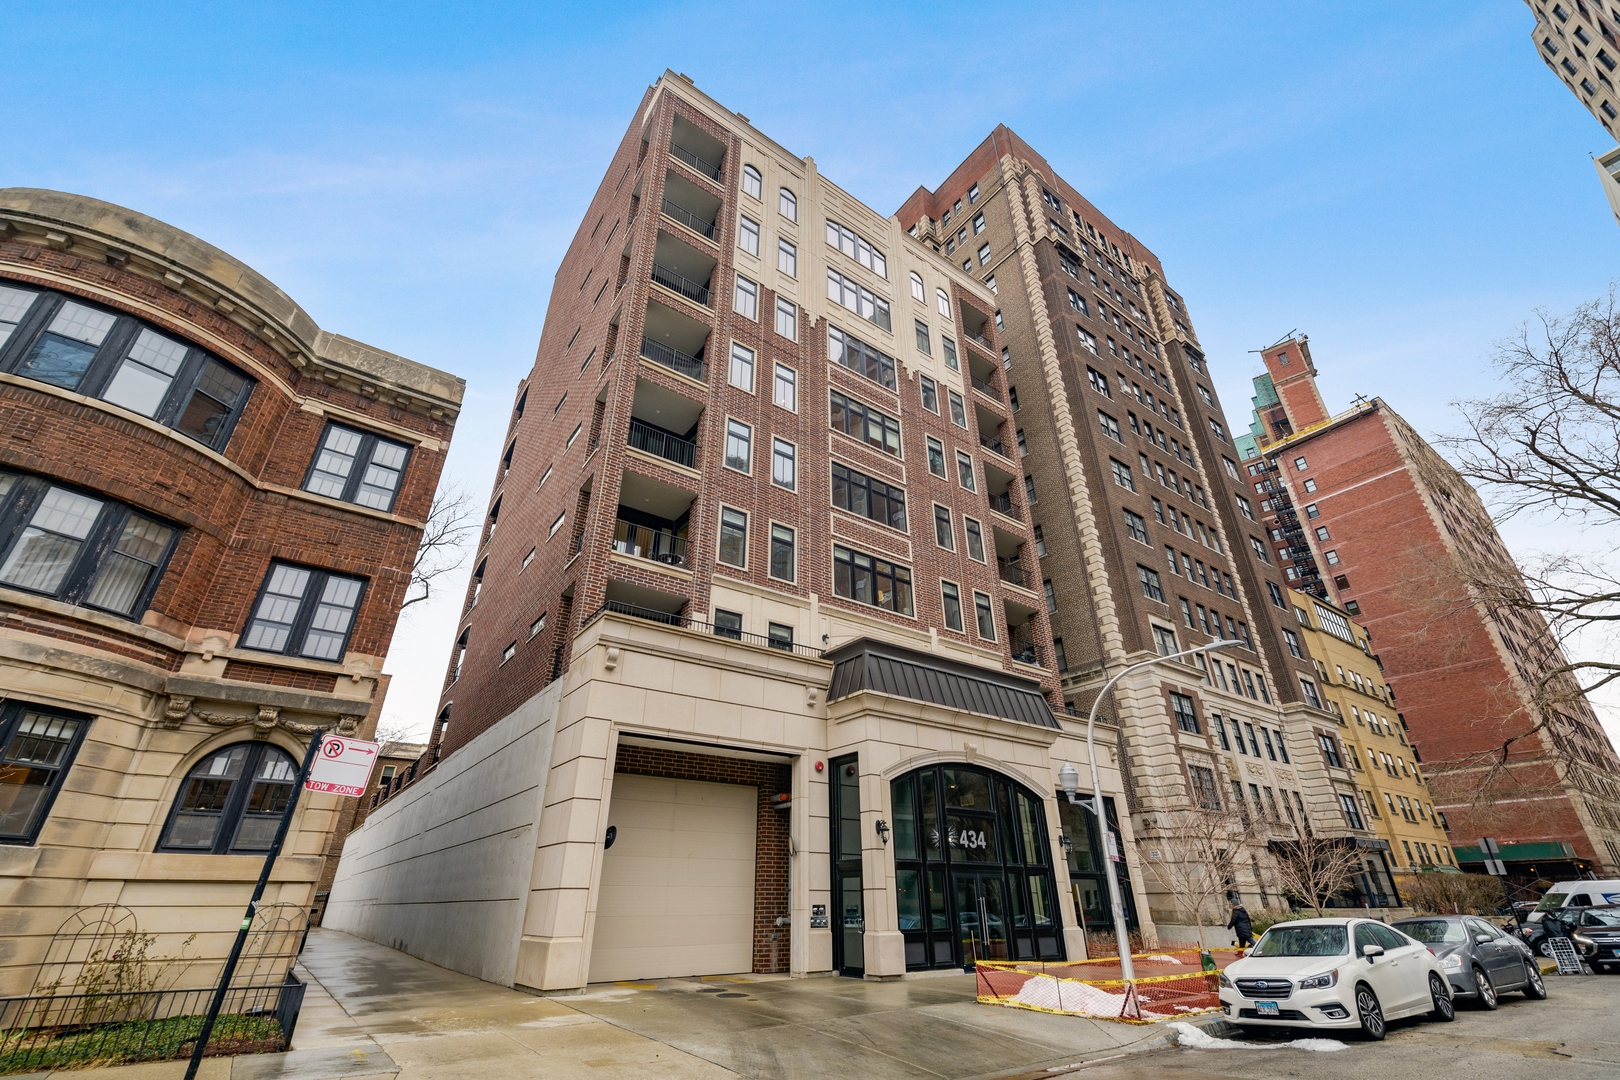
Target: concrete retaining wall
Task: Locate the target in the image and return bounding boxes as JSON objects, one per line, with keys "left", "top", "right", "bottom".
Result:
{"left": 323, "top": 681, "right": 561, "bottom": 986}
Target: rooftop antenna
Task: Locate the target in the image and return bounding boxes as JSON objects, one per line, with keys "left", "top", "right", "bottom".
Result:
{"left": 1350, "top": 393, "right": 1370, "bottom": 408}
{"left": 1248, "top": 329, "right": 1300, "bottom": 354}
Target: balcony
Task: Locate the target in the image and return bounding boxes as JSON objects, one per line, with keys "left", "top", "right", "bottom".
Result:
{"left": 662, "top": 198, "right": 716, "bottom": 240}
{"left": 641, "top": 299, "right": 710, "bottom": 383}
{"left": 970, "top": 372, "right": 1003, "bottom": 402}
{"left": 1009, "top": 623, "right": 1043, "bottom": 667}
{"left": 640, "top": 336, "right": 706, "bottom": 381}
{"left": 583, "top": 599, "right": 826, "bottom": 659}
{"left": 612, "top": 518, "right": 689, "bottom": 568}
{"left": 650, "top": 230, "right": 716, "bottom": 307}
{"left": 669, "top": 116, "right": 725, "bottom": 181}
{"left": 988, "top": 490, "right": 1017, "bottom": 518}
{"left": 661, "top": 168, "right": 721, "bottom": 242}
{"left": 652, "top": 262, "right": 710, "bottom": 305}
{"left": 997, "top": 558, "right": 1031, "bottom": 589}
{"left": 979, "top": 433, "right": 1010, "bottom": 459}
{"left": 628, "top": 417, "right": 697, "bottom": 469}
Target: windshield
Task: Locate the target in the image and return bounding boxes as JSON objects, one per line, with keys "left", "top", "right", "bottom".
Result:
{"left": 1398, "top": 919, "right": 1465, "bottom": 945}
{"left": 1535, "top": 892, "right": 1568, "bottom": 913}
{"left": 1252, "top": 925, "right": 1348, "bottom": 957}
{"left": 1582, "top": 910, "right": 1620, "bottom": 927}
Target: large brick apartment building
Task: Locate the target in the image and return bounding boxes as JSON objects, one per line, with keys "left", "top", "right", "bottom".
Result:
{"left": 328, "top": 73, "right": 1395, "bottom": 992}
{"left": 0, "top": 188, "right": 462, "bottom": 995}
{"left": 1240, "top": 335, "right": 1620, "bottom": 879}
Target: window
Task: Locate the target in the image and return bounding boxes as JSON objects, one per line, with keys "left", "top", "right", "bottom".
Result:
{"left": 1338, "top": 793, "right": 1365, "bottom": 831}
{"left": 825, "top": 219, "right": 887, "bottom": 277}
{"left": 914, "top": 319, "right": 932, "bottom": 354}
{"left": 926, "top": 436, "right": 946, "bottom": 478}
{"left": 774, "top": 364, "right": 797, "bottom": 410}
{"left": 948, "top": 389, "right": 967, "bottom": 428}
{"left": 1099, "top": 411, "right": 1121, "bottom": 441}
{"left": 833, "top": 544, "right": 914, "bottom": 614}
{"left": 538, "top": 464, "right": 553, "bottom": 489}
{"left": 1087, "top": 367, "right": 1110, "bottom": 396}
{"left": 974, "top": 591, "right": 995, "bottom": 640}
{"left": 1033, "top": 524, "right": 1046, "bottom": 557}
{"left": 964, "top": 517, "right": 986, "bottom": 562}
{"left": 775, "top": 297, "right": 797, "bottom": 339}
{"left": 778, "top": 238, "right": 797, "bottom": 277}
{"left": 977, "top": 243, "right": 991, "bottom": 266}
{"left": 158, "top": 741, "right": 299, "bottom": 854}
{"left": 502, "top": 641, "right": 517, "bottom": 664}
{"left": 1236, "top": 495, "right": 1255, "bottom": 521}
{"left": 732, "top": 341, "right": 754, "bottom": 393}
{"left": 742, "top": 164, "right": 762, "bottom": 199}
{"left": 0, "top": 288, "right": 254, "bottom": 450}
{"left": 0, "top": 474, "right": 179, "bottom": 618}
{"left": 1284, "top": 628, "right": 1303, "bottom": 658}
{"left": 718, "top": 507, "right": 748, "bottom": 567}
{"left": 529, "top": 611, "right": 546, "bottom": 637}
{"left": 936, "top": 288, "right": 951, "bottom": 317}
{"left": 967, "top": 183, "right": 979, "bottom": 203}
{"left": 934, "top": 504, "right": 954, "bottom": 550}
{"left": 955, "top": 451, "right": 976, "bottom": 491}
{"left": 1016, "top": 429, "right": 1028, "bottom": 456}
{"left": 739, "top": 215, "right": 760, "bottom": 256}
{"left": 1110, "top": 458, "right": 1136, "bottom": 491}
{"left": 941, "top": 581, "right": 964, "bottom": 631}
{"left": 521, "top": 548, "right": 535, "bottom": 572}
{"left": 1171, "top": 692, "right": 1200, "bottom": 734}
{"left": 304, "top": 427, "right": 408, "bottom": 511}
{"left": 725, "top": 419, "right": 752, "bottom": 472}
{"left": 830, "top": 390, "right": 902, "bottom": 456}
{"left": 1313, "top": 603, "right": 1355, "bottom": 642}
{"left": 832, "top": 462, "right": 908, "bottom": 530}
{"left": 1139, "top": 565, "right": 1165, "bottom": 602}
{"left": 772, "top": 439, "right": 796, "bottom": 489}
{"left": 1153, "top": 624, "right": 1178, "bottom": 655}
{"left": 1077, "top": 326, "right": 1098, "bottom": 353}
{"left": 242, "top": 562, "right": 365, "bottom": 660}
{"left": 1008, "top": 385, "right": 1019, "bottom": 410}
{"left": 1023, "top": 475, "right": 1037, "bottom": 503}
{"left": 1223, "top": 457, "right": 1239, "bottom": 480}
{"left": 1053, "top": 637, "right": 1068, "bottom": 671}
{"left": 1124, "top": 508, "right": 1149, "bottom": 543}
{"left": 919, "top": 375, "right": 939, "bottom": 413}
{"left": 828, "top": 325, "right": 898, "bottom": 389}
{"left": 566, "top": 423, "right": 582, "bottom": 448}
{"left": 0, "top": 702, "right": 91, "bottom": 843}
{"left": 1249, "top": 536, "right": 1270, "bottom": 562}
{"left": 910, "top": 272, "right": 925, "bottom": 302}
{"left": 767, "top": 622, "right": 795, "bottom": 651}
{"left": 770, "top": 524, "right": 795, "bottom": 581}
{"left": 1303, "top": 478, "right": 1317, "bottom": 493}
{"left": 779, "top": 188, "right": 797, "bottom": 221}
{"left": 942, "top": 337, "right": 958, "bottom": 371}
{"left": 734, "top": 275, "right": 759, "bottom": 319}
{"left": 1043, "top": 579, "right": 1057, "bottom": 612}
{"left": 1301, "top": 679, "right": 1324, "bottom": 710}
{"left": 1209, "top": 418, "right": 1227, "bottom": 442}
{"left": 713, "top": 609, "right": 743, "bottom": 639}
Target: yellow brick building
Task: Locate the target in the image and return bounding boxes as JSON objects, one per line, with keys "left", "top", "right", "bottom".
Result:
{"left": 1287, "top": 590, "right": 1456, "bottom": 883}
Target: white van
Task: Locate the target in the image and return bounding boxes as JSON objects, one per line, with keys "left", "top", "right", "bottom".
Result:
{"left": 1527, "top": 880, "right": 1620, "bottom": 922}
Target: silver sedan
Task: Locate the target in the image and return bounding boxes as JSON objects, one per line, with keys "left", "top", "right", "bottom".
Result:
{"left": 1392, "top": 914, "right": 1547, "bottom": 1009}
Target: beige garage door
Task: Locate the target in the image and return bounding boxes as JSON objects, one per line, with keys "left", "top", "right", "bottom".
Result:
{"left": 588, "top": 773, "right": 757, "bottom": 982}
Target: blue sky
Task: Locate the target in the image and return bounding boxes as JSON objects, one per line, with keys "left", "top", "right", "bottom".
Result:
{"left": 4, "top": 2, "right": 1615, "bottom": 740}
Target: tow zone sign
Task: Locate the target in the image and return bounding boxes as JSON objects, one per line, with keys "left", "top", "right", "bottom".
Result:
{"left": 305, "top": 734, "right": 380, "bottom": 797}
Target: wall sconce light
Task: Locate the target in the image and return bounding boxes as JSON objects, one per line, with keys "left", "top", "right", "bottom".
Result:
{"left": 1058, "top": 830, "right": 1073, "bottom": 854}
{"left": 875, "top": 818, "right": 890, "bottom": 845}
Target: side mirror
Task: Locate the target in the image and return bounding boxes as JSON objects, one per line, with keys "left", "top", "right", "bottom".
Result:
{"left": 1362, "top": 944, "right": 1384, "bottom": 960}
{"left": 1475, "top": 934, "right": 1493, "bottom": 946}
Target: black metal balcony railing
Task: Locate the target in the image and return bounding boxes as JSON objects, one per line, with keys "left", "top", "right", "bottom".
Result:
{"left": 997, "top": 559, "right": 1031, "bottom": 588}
{"left": 651, "top": 261, "right": 711, "bottom": 305}
{"left": 970, "top": 373, "right": 1003, "bottom": 401}
{"left": 612, "top": 518, "right": 689, "bottom": 568}
{"left": 670, "top": 142, "right": 721, "bottom": 180}
{"left": 581, "top": 599, "right": 826, "bottom": 657}
{"left": 988, "top": 490, "right": 1017, "bottom": 517}
{"left": 661, "top": 197, "right": 716, "bottom": 239}
{"left": 965, "top": 331, "right": 991, "bottom": 348}
{"left": 627, "top": 418, "right": 697, "bottom": 468}
{"left": 1009, "top": 627, "right": 1042, "bottom": 667}
{"left": 979, "top": 434, "right": 1009, "bottom": 458}
{"left": 640, "top": 335, "right": 707, "bottom": 381}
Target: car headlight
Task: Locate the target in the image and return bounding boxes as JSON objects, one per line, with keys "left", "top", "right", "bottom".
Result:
{"left": 1297, "top": 970, "right": 1338, "bottom": 990}
{"left": 1218, "top": 971, "right": 1234, "bottom": 989}
{"left": 1440, "top": 954, "right": 1463, "bottom": 971}
{"left": 1572, "top": 932, "right": 1596, "bottom": 949}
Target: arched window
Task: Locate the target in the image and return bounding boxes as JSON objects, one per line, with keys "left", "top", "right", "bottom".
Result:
{"left": 936, "top": 288, "right": 951, "bottom": 318}
{"left": 910, "top": 272, "right": 924, "bottom": 303}
{"left": 158, "top": 742, "right": 298, "bottom": 855}
{"left": 742, "top": 165, "right": 762, "bottom": 200}
{"left": 779, "top": 188, "right": 797, "bottom": 222}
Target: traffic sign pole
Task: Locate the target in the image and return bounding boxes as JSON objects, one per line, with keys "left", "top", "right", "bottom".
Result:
{"left": 183, "top": 728, "right": 324, "bottom": 1080}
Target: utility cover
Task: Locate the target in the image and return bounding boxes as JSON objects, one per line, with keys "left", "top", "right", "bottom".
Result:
{"left": 306, "top": 734, "right": 380, "bottom": 797}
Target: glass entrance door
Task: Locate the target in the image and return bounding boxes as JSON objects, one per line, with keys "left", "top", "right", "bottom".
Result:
{"left": 829, "top": 754, "right": 864, "bottom": 977}
{"left": 954, "top": 872, "right": 1009, "bottom": 965}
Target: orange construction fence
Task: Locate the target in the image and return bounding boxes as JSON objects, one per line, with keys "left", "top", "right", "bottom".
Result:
{"left": 975, "top": 947, "right": 1245, "bottom": 1024}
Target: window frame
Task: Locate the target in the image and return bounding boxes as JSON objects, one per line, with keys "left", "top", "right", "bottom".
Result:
{"left": 0, "top": 700, "right": 93, "bottom": 845}
{"left": 301, "top": 421, "right": 414, "bottom": 512}
{"left": 771, "top": 437, "right": 797, "bottom": 490}
{"left": 738, "top": 215, "right": 761, "bottom": 256}
{"left": 240, "top": 560, "right": 368, "bottom": 662}
{"left": 734, "top": 274, "right": 759, "bottom": 320}
{"left": 769, "top": 522, "right": 796, "bottom": 582}
{"left": 933, "top": 503, "right": 954, "bottom": 550}
{"left": 777, "top": 237, "right": 798, "bottom": 278}
{"left": 156, "top": 740, "right": 301, "bottom": 856}
{"left": 724, "top": 418, "right": 753, "bottom": 474}
{"left": 773, "top": 363, "right": 797, "bottom": 412}
{"left": 742, "top": 165, "right": 763, "bottom": 200}
{"left": 832, "top": 542, "right": 914, "bottom": 616}
{"left": 973, "top": 590, "right": 996, "bottom": 641}
{"left": 831, "top": 460, "right": 908, "bottom": 532}
{"left": 779, "top": 187, "right": 798, "bottom": 221}
{"left": 717, "top": 506, "right": 749, "bottom": 569}
{"left": 941, "top": 580, "right": 964, "bottom": 632}
{"left": 775, "top": 296, "right": 798, "bottom": 340}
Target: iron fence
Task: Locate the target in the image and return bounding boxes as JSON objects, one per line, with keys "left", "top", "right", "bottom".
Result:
{"left": 612, "top": 518, "right": 689, "bottom": 567}
{"left": 582, "top": 599, "right": 825, "bottom": 659}
{"left": 651, "top": 262, "right": 711, "bottom": 305}
{"left": 627, "top": 418, "right": 697, "bottom": 468}
{"left": 670, "top": 142, "right": 721, "bottom": 180}
{"left": 640, "top": 336, "right": 707, "bottom": 381}
{"left": 661, "top": 198, "right": 716, "bottom": 239}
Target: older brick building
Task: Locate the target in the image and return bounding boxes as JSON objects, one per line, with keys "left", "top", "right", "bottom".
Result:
{"left": 1241, "top": 335, "right": 1620, "bottom": 879}
{"left": 0, "top": 188, "right": 462, "bottom": 994}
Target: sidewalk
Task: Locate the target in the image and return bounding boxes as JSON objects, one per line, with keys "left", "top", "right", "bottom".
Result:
{"left": 20, "top": 929, "right": 1210, "bottom": 1080}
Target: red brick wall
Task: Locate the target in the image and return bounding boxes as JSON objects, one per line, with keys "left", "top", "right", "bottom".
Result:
{"left": 612, "top": 742, "right": 792, "bottom": 974}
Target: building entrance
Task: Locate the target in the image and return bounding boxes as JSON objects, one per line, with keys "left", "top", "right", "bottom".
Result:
{"left": 829, "top": 754, "right": 864, "bottom": 977}
{"left": 891, "top": 764, "right": 1064, "bottom": 971}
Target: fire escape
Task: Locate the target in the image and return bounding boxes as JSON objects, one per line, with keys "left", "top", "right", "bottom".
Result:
{"left": 1255, "top": 456, "right": 1326, "bottom": 598}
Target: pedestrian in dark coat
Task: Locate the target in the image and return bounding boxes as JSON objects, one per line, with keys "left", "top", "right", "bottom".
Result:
{"left": 1227, "top": 901, "right": 1254, "bottom": 948}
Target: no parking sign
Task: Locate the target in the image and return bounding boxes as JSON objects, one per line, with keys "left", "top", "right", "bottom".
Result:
{"left": 304, "top": 734, "right": 380, "bottom": 797}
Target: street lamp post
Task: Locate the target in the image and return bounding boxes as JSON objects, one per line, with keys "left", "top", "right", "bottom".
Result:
{"left": 1060, "top": 640, "right": 1240, "bottom": 982}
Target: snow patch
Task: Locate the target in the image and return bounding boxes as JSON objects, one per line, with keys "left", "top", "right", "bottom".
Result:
{"left": 1169, "top": 1021, "right": 1348, "bottom": 1052}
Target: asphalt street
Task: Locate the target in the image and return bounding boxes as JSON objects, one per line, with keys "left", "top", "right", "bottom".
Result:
{"left": 1025, "top": 970, "right": 1620, "bottom": 1080}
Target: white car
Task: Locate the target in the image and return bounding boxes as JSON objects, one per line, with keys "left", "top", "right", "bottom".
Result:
{"left": 1218, "top": 917, "right": 1455, "bottom": 1040}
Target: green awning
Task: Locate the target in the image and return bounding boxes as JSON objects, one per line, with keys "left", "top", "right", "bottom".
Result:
{"left": 1455, "top": 842, "right": 1576, "bottom": 862}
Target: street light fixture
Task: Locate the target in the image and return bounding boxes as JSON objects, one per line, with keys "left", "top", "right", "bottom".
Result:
{"left": 1065, "top": 639, "right": 1241, "bottom": 982}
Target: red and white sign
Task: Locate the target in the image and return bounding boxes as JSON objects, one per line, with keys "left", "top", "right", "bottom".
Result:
{"left": 305, "top": 734, "right": 380, "bottom": 797}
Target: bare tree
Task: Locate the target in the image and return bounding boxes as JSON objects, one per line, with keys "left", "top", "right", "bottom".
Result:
{"left": 400, "top": 483, "right": 476, "bottom": 613}
{"left": 1268, "top": 830, "right": 1368, "bottom": 917}
{"left": 1141, "top": 805, "right": 1259, "bottom": 951}
{"left": 1397, "top": 869, "right": 1512, "bottom": 917}
{"left": 1442, "top": 287, "right": 1620, "bottom": 698}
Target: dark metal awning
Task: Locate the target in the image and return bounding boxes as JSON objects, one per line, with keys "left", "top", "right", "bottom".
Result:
{"left": 824, "top": 638, "right": 1059, "bottom": 730}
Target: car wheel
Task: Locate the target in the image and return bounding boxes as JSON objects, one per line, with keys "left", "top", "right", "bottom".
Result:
{"left": 1522, "top": 961, "right": 1548, "bottom": 1000}
{"left": 1536, "top": 939, "right": 1555, "bottom": 958}
{"left": 1356, "top": 984, "right": 1386, "bottom": 1041}
{"left": 1472, "top": 966, "right": 1498, "bottom": 1010}
{"left": 1429, "top": 973, "right": 1456, "bottom": 1022}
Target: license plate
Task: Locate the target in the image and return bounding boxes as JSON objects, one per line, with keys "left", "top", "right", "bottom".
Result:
{"left": 1256, "top": 1001, "right": 1280, "bottom": 1017}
